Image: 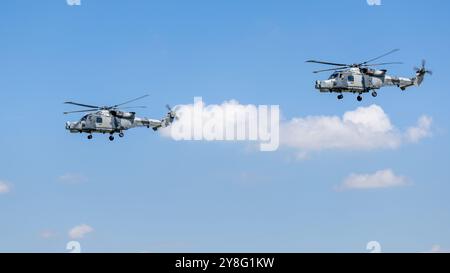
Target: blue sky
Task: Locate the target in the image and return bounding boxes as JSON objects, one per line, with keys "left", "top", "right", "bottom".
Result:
{"left": 0, "top": 0, "right": 449, "bottom": 252}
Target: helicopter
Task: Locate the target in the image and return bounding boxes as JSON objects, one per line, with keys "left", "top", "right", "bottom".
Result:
{"left": 64, "top": 95, "right": 178, "bottom": 141}
{"left": 306, "top": 49, "right": 432, "bottom": 101}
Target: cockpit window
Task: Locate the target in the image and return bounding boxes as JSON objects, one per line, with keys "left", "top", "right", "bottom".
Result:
{"left": 81, "top": 115, "right": 88, "bottom": 121}
{"left": 348, "top": 75, "right": 354, "bottom": 82}
{"left": 329, "top": 73, "right": 338, "bottom": 79}
{"left": 96, "top": 117, "right": 103, "bottom": 123}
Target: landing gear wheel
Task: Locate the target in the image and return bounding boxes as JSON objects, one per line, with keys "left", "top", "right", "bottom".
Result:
{"left": 372, "top": 91, "right": 378, "bottom": 97}
{"left": 109, "top": 135, "right": 114, "bottom": 141}
{"left": 357, "top": 95, "right": 363, "bottom": 102}
{"left": 337, "top": 94, "right": 344, "bottom": 100}
{"left": 119, "top": 133, "right": 124, "bottom": 138}
{"left": 87, "top": 135, "right": 93, "bottom": 140}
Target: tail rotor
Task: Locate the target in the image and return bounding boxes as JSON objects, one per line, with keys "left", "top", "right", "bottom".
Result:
{"left": 414, "top": 59, "right": 432, "bottom": 86}
{"left": 160, "top": 104, "right": 179, "bottom": 127}
{"left": 165, "top": 104, "right": 179, "bottom": 122}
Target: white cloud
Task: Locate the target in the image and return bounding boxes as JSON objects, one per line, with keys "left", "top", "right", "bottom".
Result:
{"left": 405, "top": 116, "right": 433, "bottom": 143}
{"left": 0, "top": 181, "right": 11, "bottom": 194}
{"left": 337, "top": 169, "right": 409, "bottom": 191}
{"left": 160, "top": 102, "right": 432, "bottom": 157}
{"left": 58, "top": 173, "right": 87, "bottom": 184}
{"left": 68, "top": 224, "right": 94, "bottom": 239}
{"left": 280, "top": 104, "right": 432, "bottom": 155}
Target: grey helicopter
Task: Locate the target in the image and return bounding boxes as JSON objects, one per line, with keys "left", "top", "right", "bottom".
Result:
{"left": 307, "top": 49, "right": 432, "bottom": 101}
{"left": 64, "top": 95, "right": 177, "bottom": 141}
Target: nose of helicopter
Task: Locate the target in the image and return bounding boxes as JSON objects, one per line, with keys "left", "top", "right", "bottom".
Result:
{"left": 316, "top": 79, "right": 335, "bottom": 91}
{"left": 65, "top": 121, "right": 71, "bottom": 130}
{"left": 315, "top": 80, "right": 321, "bottom": 89}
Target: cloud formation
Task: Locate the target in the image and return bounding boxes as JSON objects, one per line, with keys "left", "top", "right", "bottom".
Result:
{"left": 280, "top": 105, "right": 432, "bottom": 154}
{"left": 337, "top": 169, "right": 409, "bottom": 191}
{"left": 161, "top": 102, "right": 432, "bottom": 157}
{"left": 405, "top": 116, "right": 433, "bottom": 143}
{"left": 0, "top": 181, "right": 11, "bottom": 194}
{"left": 68, "top": 224, "right": 94, "bottom": 239}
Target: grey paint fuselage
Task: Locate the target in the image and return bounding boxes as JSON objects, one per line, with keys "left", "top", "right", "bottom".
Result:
{"left": 315, "top": 67, "right": 423, "bottom": 93}
{"left": 65, "top": 110, "right": 163, "bottom": 134}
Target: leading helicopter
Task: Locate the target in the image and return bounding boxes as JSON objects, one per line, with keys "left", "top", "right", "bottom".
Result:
{"left": 306, "top": 49, "right": 432, "bottom": 101}
{"left": 64, "top": 95, "right": 177, "bottom": 141}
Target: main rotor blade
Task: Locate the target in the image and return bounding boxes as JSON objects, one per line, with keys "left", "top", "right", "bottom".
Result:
{"left": 63, "top": 109, "right": 99, "bottom": 114}
{"left": 113, "top": 94, "right": 149, "bottom": 108}
{"left": 360, "top": 49, "right": 399, "bottom": 65}
{"left": 119, "top": 106, "right": 147, "bottom": 109}
{"left": 306, "top": 60, "right": 349, "bottom": 67}
{"left": 313, "top": 66, "right": 349, "bottom": 73}
{"left": 64, "top": 101, "right": 100, "bottom": 108}
{"left": 362, "top": 62, "right": 403, "bottom": 67}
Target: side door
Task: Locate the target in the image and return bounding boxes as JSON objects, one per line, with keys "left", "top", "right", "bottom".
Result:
{"left": 349, "top": 74, "right": 366, "bottom": 91}
{"left": 346, "top": 74, "right": 357, "bottom": 90}
{"left": 94, "top": 115, "right": 108, "bottom": 130}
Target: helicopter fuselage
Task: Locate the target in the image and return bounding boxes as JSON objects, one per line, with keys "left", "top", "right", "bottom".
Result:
{"left": 315, "top": 67, "right": 422, "bottom": 95}
{"left": 65, "top": 110, "right": 162, "bottom": 134}
{"left": 307, "top": 50, "right": 430, "bottom": 101}
{"left": 64, "top": 95, "right": 178, "bottom": 140}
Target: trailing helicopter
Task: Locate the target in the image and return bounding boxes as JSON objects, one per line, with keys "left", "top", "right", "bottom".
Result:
{"left": 64, "top": 95, "right": 177, "bottom": 141}
{"left": 306, "top": 49, "right": 432, "bottom": 101}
